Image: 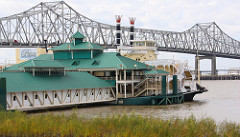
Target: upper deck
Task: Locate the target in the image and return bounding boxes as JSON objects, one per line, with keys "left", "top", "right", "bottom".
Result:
{"left": 118, "top": 40, "right": 157, "bottom": 55}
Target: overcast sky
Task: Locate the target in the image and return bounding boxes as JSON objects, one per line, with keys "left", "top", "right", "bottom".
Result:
{"left": 0, "top": 0, "right": 240, "bottom": 70}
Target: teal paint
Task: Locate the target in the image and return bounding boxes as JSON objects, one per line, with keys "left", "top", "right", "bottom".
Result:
{"left": 118, "top": 94, "right": 184, "bottom": 105}
{"left": 93, "top": 50, "right": 102, "bottom": 57}
{"left": 173, "top": 75, "right": 178, "bottom": 94}
{"left": 105, "top": 80, "right": 116, "bottom": 87}
{"left": 75, "top": 38, "right": 83, "bottom": 45}
{"left": 54, "top": 51, "right": 71, "bottom": 59}
{"left": 73, "top": 50, "right": 91, "bottom": 59}
{"left": 0, "top": 78, "right": 6, "bottom": 110}
{"left": 161, "top": 75, "right": 166, "bottom": 95}
{"left": 118, "top": 96, "right": 152, "bottom": 105}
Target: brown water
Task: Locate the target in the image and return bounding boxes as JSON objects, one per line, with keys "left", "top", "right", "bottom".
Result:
{"left": 42, "top": 80, "right": 240, "bottom": 123}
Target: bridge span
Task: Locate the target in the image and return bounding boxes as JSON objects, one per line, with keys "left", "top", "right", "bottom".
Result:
{"left": 0, "top": 1, "right": 240, "bottom": 76}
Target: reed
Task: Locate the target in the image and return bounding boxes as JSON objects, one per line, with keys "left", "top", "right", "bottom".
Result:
{"left": 0, "top": 110, "right": 239, "bottom": 137}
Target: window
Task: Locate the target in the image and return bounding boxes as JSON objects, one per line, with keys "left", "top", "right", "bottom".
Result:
{"left": 35, "top": 95, "right": 38, "bottom": 99}
{"left": 13, "top": 96, "right": 16, "bottom": 101}
{"left": 24, "top": 95, "right": 27, "bottom": 100}
{"left": 105, "top": 72, "right": 110, "bottom": 76}
{"left": 72, "top": 61, "right": 80, "bottom": 66}
{"left": 45, "top": 94, "right": 48, "bottom": 99}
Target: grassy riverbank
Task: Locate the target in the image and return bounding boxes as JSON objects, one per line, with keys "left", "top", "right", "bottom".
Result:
{"left": 0, "top": 110, "right": 239, "bottom": 137}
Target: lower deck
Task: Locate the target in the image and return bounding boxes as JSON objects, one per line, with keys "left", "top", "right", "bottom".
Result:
{"left": 6, "top": 88, "right": 115, "bottom": 111}
{"left": 117, "top": 93, "right": 184, "bottom": 105}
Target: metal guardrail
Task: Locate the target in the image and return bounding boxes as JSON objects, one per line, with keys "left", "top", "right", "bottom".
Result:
{"left": 195, "top": 75, "right": 240, "bottom": 80}
{"left": 190, "top": 70, "right": 240, "bottom": 76}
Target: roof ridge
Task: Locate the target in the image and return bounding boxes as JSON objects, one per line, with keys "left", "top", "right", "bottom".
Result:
{"left": 70, "top": 31, "right": 86, "bottom": 39}
{"left": 88, "top": 42, "right": 93, "bottom": 49}
{"left": 34, "top": 59, "right": 60, "bottom": 62}
{"left": 115, "top": 55, "right": 126, "bottom": 69}
{"left": 31, "top": 60, "right": 35, "bottom": 67}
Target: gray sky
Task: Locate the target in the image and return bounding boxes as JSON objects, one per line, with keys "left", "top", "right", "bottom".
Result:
{"left": 0, "top": 0, "right": 240, "bottom": 70}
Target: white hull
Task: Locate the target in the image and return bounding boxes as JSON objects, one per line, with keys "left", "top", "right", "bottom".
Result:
{"left": 6, "top": 88, "right": 115, "bottom": 111}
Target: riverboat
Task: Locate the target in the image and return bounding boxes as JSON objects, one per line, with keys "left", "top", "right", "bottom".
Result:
{"left": 0, "top": 32, "right": 207, "bottom": 111}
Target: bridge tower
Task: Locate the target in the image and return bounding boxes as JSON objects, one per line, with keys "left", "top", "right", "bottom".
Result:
{"left": 195, "top": 55, "right": 217, "bottom": 76}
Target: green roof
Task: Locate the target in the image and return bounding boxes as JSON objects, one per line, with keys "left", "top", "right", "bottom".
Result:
{"left": 63, "top": 52, "right": 151, "bottom": 70}
{"left": 70, "top": 31, "right": 86, "bottom": 39}
{"left": 115, "top": 53, "right": 153, "bottom": 69}
{"left": 52, "top": 42, "right": 104, "bottom": 51}
{"left": 6, "top": 52, "right": 151, "bottom": 71}
{"left": 145, "top": 69, "right": 169, "bottom": 75}
{"left": 5, "top": 60, "right": 30, "bottom": 71}
{"left": 5, "top": 54, "right": 54, "bottom": 71}
{"left": 35, "top": 54, "right": 53, "bottom": 60}
{"left": 24, "top": 60, "right": 64, "bottom": 68}
{"left": 105, "top": 80, "right": 116, "bottom": 87}
{"left": 0, "top": 71, "right": 113, "bottom": 93}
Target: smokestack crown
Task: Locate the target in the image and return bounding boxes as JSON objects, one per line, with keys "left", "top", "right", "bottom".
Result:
{"left": 129, "top": 17, "right": 136, "bottom": 25}
{"left": 115, "top": 15, "right": 122, "bottom": 23}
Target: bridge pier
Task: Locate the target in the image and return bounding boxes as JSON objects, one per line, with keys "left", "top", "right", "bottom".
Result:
{"left": 195, "top": 55, "right": 216, "bottom": 76}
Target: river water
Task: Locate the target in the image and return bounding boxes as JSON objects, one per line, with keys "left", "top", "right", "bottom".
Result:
{"left": 44, "top": 80, "right": 240, "bottom": 123}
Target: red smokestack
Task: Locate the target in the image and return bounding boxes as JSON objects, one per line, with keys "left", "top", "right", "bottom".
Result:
{"left": 115, "top": 15, "right": 122, "bottom": 46}
{"left": 129, "top": 17, "right": 136, "bottom": 45}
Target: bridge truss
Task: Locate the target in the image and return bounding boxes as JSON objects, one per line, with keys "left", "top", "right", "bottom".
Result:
{"left": 0, "top": 1, "right": 240, "bottom": 58}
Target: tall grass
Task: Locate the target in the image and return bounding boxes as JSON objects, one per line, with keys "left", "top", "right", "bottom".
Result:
{"left": 0, "top": 110, "right": 239, "bottom": 137}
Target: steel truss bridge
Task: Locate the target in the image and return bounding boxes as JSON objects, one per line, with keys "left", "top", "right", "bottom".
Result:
{"left": 0, "top": 1, "right": 240, "bottom": 59}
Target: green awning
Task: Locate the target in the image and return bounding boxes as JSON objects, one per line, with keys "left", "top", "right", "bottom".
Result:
{"left": 105, "top": 80, "right": 116, "bottom": 87}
